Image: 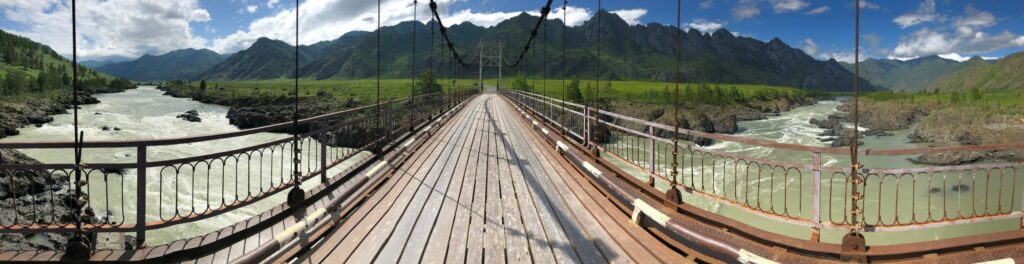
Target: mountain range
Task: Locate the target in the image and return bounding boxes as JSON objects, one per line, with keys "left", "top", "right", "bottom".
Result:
{"left": 95, "top": 11, "right": 878, "bottom": 92}
{"left": 931, "top": 52, "right": 1024, "bottom": 92}
{"left": 97, "top": 48, "right": 226, "bottom": 81}
{"left": 840, "top": 56, "right": 990, "bottom": 92}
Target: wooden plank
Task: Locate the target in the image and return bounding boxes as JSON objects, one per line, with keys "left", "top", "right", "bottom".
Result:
{"left": 492, "top": 101, "right": 532, "bottom": 264}
{"left": 483, "top": 100, "right": 507, "bottom": 264}
{"left": 463, "top": 99, "right": 490, "bottom": 263}
{"left": 495, "top": 101, "right": 627, "bottom": 263}
{"left": 299, "top": 99, "right": 478, "bottom": 263}
{"left": 374, "top": 101, "right": 482, "bottom": 263}
{"left": 444, "top": 99, "right": 487, "bottom": 264}
{"left": 494, "top": 108, "right": 558, "bottom": 264}
{"left": 416, "top": 98, "right": 488, "bottom": 263}
{"left": 490, "top": 96, "right": 582, "bottom": 264}
{"left": 504, "top": 98, "right": 689, "bottom": 264}
{"left": 341, "top": 99, "right": 484, "bottom": 263}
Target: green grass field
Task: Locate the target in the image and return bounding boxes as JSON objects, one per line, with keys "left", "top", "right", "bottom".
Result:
{"left": 863, "top": 89, "right": 1024, "bottom": 115}
{"left": 187, "top": 78, "right": 813, "bottom": 107}
{"left": 488, "top": 78, "right": 812, "bottom": 104}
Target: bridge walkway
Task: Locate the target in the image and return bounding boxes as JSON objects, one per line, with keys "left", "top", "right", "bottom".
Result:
{"left": 293, "top": 94, "right": 687, "bottom": 263}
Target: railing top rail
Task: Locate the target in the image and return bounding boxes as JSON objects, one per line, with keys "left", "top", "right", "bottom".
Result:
{"left": 506, "top": 89, "right": 1024, "bottom": 156}
{"left": 0, "top": 92, "right": 445, "bottom": 149}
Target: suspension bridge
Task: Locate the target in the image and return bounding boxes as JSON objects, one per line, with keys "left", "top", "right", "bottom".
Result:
{"left": 2, "top": 0, "right": 1024, "bottom": 263}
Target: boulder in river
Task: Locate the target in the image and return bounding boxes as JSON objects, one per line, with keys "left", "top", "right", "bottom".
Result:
{"left": 176, "top": 110, "right": 202, "bottom": 122}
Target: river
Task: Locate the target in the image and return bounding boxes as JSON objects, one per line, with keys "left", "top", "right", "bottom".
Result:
{"left": 0, "top": 86, "right": 349, "bottom": 246}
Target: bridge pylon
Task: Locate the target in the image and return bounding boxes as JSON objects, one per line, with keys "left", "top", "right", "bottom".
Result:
{"left": 478, "top": 41, "right": 502, "bottom": 92}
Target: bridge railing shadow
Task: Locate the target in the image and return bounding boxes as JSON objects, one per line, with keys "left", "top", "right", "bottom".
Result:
{"left": 0, "top": 88, "right": 479, "bottom": 252}
{"left": 500, "top": 88, "right": 1024, "bottom": 245}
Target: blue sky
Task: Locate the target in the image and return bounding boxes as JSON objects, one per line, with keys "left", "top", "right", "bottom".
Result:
{"left": 2, "top": 0, "right": 1023, "bottom": 62}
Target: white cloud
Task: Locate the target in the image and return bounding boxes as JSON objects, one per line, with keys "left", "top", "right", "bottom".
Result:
{"left": 210, "top": 0, "right": 594, "bottom": 55}
{"left": 937, "top": 53, "right": 972, "bottom": 62}
{"left": 862, "top": 33, "right": 880, "bottom": 49}
{"left": 686, "top": 19, "right": 725, "bottom": 33}
{"left": 859, "top": 1, "right": 880, "bottom": 10}
{"left": 246, "top": 5, "right": 258, "bottom": 13}
{"left": 0, "top": 0, "right": 210, "bottom": 61}
{"left": 893, "top": 0, "right": 937, "bottom": 28}
{"left": 610, "top": 9, "right": 647, "bottom": 26}
{"left": 801, "top": 38, "right": 818, "bottom": 56}
{"left": 699, "top": 0, "right": 713, "bottom": 10}
{"left": 770, "top": 0, "right": 808, "bottom": 13}
{"left": 892, "top": 5, "right": 1024, "bottom": 58}
{"left": 732, "top": 4, "right": 760, "bottom": 20}
{"left": 266, "top": 0, "right": 279, "bottom": 9}
{"left": 804, "top": 6, "right": 828, "bottom": 15}
{"left": 954, "top": 5, "right": 994, "bottom": 36}
{"left": 826, "top": 51, "right": 867, "bottom": 63}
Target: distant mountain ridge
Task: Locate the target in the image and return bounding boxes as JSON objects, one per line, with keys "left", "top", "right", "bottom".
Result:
{"left": 840, "top": 55, "right": 990, "bottom": 92}
{"left": 96, "top": 48, "right": 224, "bottom": 81}
{"left": 931, "top": 51, "right": 1024, "bottom": 92}
{"left": 102, "top": 11, "right": 878, "bottom": 92}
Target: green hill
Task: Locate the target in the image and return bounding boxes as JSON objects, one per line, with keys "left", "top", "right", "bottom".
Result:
{"left": 841, "top": 55, "right": 990, "bottom": 92}
{"left": 97, "top": 48, "right": 224, "bottom": 81}
{"left": 0, "top": 29, "right": 117, "bottom": 96}
{"left": 294, "top": 11, "right": 877, "bottom": 92}
{"left": 201, "top": 37, "right": 313, "bottom": 80}
{"left": 931, "top": 51, "right": 1024, "bottom": 92}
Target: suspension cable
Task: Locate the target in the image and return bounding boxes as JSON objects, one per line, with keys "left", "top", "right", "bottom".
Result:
{"left": 71, "top": 0, "right": 86, "bottom": 245}
{"left": 504, "top": 0, "right": 554, "bottom": 68}
{"left": 286, "top": 0, "right": 305, "bottom": 206}
{"left": 561, "top": 0, "right": 567, "bottom": 134}
{"left": 671, "top": 0, "right": 681, "bottom": 189}
{"left": 427, "top": 0, "right": 474, "bottom": 67}
{"left": 592, "top": 0, "right": 602, "bottom": 149}
{"left": 413, "top": 0, "right": 418, "bottom": 97}
{"left": 850, "top": 0, "right": 865, "bottom": 236}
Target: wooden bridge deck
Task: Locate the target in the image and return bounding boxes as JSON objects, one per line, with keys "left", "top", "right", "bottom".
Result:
{"left": 294, "top": 94, "right": 687, "bottom": 263}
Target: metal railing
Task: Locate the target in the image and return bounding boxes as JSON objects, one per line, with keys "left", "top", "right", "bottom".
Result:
{"left": 0, "top": 88, "right": 477, "bottom": 247}
{"left": 501, "top": 88, "right": 1024, "bottom": 234}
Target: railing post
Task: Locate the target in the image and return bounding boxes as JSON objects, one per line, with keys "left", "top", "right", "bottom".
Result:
{"left": 811, "top": 151, "right": 822, "bottom": 242}
{"left": 647, "top": 125, "right": 656, "bottom": 176}
{"left": 135, "top": 145, "right": 147, "bottom": 247}
{"left": 320, "top": 123, "right": 328, "bottom": 184}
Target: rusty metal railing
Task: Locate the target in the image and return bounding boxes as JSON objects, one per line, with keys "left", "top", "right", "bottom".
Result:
{"left": 501, "top": 88, "right": 1024, "bottom": 237}
{"left": 0, "top": 88, "right": 477, "bottom": 247}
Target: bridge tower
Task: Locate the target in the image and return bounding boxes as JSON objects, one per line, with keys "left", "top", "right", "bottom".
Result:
{"left": 478, "top": 41, "right": 502, "bottom": 92}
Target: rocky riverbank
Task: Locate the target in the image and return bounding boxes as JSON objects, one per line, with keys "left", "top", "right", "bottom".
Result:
{"left": 832, "top": 99, "right": 1024, "bottom": 165}
{"left": 607, "top": 96, "right": 815, "bottom": 145}
{"left": 158, "top": 85, "right": 357, "bottom": 130}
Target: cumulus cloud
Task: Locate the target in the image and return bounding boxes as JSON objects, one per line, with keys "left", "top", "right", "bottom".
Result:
{"left": 827, "top": 51, "right": 867, "bottom": 63}
{"left": 892, "top": 5, "right": 1024, "bottom": 58}
{"left": 246, "top": 5, "right": 258, "bottom": 13}
{"left": 937, "top": 53, "right": 973, "bottom": 62}
{"left": 211, "top": 0, "right": 594, "bottom": 54}
{"left": 732, "top": 4, "right": 760, "bottom": 20}
{"left": 770, "top": 0, "right": 808, "bottom": 13}
{"left": 699, "top": 0, "right": 714, "bottom": 10}
{"left": 862, "top": 33, "right": 880, "bottom": 49}
{"left": 954, "top": 5, "right": 994, "bottom": 35}
{"left": 804, "top": 6, "right": 829, "bottom": 15}
{"left": 859, "top": 1, "right": 880, "bottom": 10}
{"left": 893, "top": 0, "right": 937, "bottom": 28}
{"left": 801, "top": 38, "right": 818, "bottom": 56}
{"left": 266, "top": 0, "right": 279, "bottom": 9}
{"left": 610, "top": 9, "right": 647, "bottom": 26}
{"left": 0, "top": 0, "right": 210, "bottom": 61}
{"left": 686, "top": 19, "right": 725, "bottom": 33}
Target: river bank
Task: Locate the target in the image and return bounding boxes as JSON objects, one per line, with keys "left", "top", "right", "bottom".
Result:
{"left": 606, "top": 95, "right": 817, "bottom": 145}
{"left": 0, "top": 84, "right": 134, "bottom": 250}
{"left": 831, "top": 98, "right": 1024, "bottom": 165}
